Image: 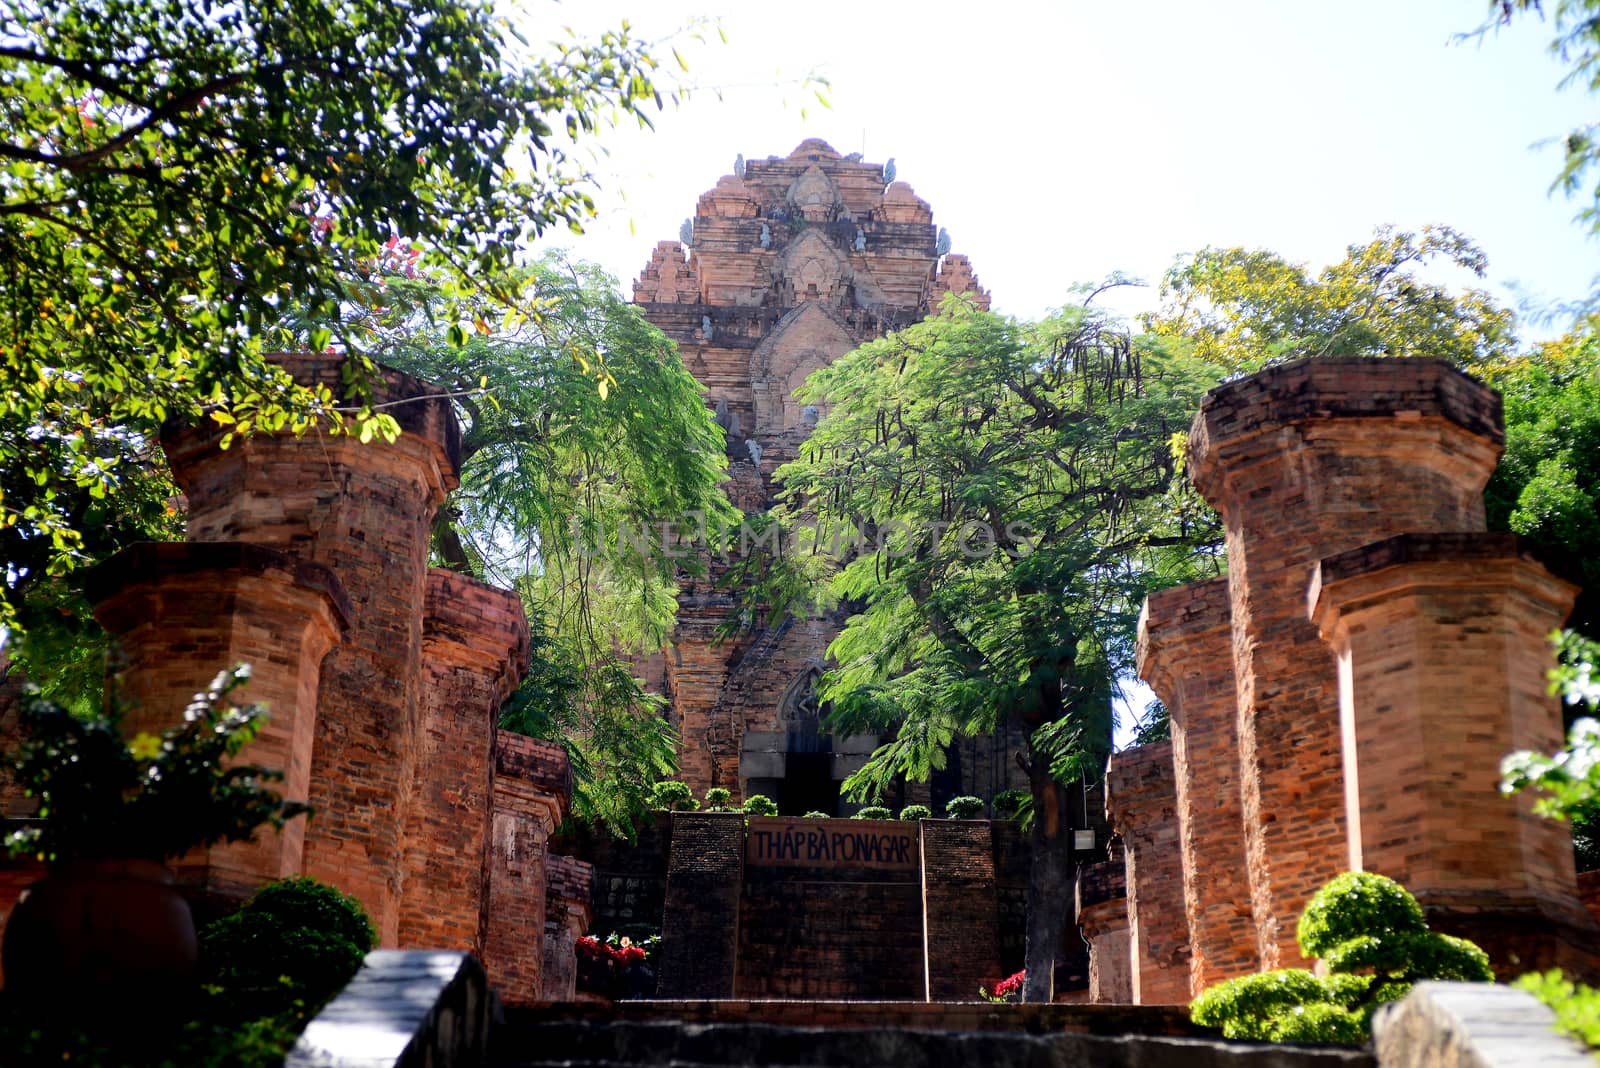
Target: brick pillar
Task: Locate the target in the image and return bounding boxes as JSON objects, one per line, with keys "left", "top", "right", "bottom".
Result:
{"left": 1077, "top": 850, "right": 1131, "bottom": 1004}
{"left": 921, "top": 820, "right": 998, "bottom": 1002}
{"left": 1136, "top": 577, "right": 1256, "bottom": 995}
{"left": 164, "top": 354, "right": 461, "bottom": 945}
{"left": 542, "top": 855, "right": 594, "bottom": 1001}
{"left": 1310, "top": 532, "right": 1600, "bottom": 977}
{"left": 1188, "top": 356, "right": 1503, "bottom": 968}
{"left": 486, "top": 732, "right": 569, "bottom": 1004}
{"left": 657, "top": 812, "right": 746, "bottom": 997}
{"left": 1106, "top": 741, "right": 1190, "bottom": 1004}
{"left": 397, "top": 570, "right": 530, "bottom": 953}
{"left": 85, "top": 542, "right": 348, "bottom": 903}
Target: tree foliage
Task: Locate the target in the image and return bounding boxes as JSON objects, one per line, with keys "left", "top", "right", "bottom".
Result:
{"left": 768, "top": 295, "right": 1220, "bottom": 999}
{"left": 1192, "top": 872, "right": 1492, "bottom": 1045}
{"left": 345, "top": 254, "right": 734, "bottom": 837}
{"left": 1145, "top": 225, "right": 1516, "bottom": 374}
{"left": 0, "top": 0, "right": 680, "bottom": 629}
{"left": 1481, "top": 316, "right": 1600, "bottom": 637}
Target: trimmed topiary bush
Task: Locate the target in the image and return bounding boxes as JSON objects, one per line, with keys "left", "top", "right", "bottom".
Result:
{"left": 648, "top": 781, "right": 699, "bottom": 812}
{"left": 852, "top": 805, "right": 892, "bottom": 820}
{"left": 944, "top": 795, "right": 984, "bottom": 819}
{"left": 898, "top": 804, "right": 931, "bottom": 821}
{"left": 703, "top": 787, "right": 733, "bottom": 811}
{"left": 802, "top": 811, "right": 831, "bottom": 819}
{"left": 1191, "top": 872, "right": 1492, "bottom": 1046}
{"left": 742, "top": 794, "right": 778, "bottom": 816}
{"left": 199, "top": 877, "right": 376, "bottom": 1021}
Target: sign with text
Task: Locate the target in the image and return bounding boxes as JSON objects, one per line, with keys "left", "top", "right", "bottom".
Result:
{"left": 745, "top": 817, "right": 920, "bottom": 871}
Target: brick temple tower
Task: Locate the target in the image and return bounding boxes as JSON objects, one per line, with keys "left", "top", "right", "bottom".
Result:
{"left": 629, "top": 139, "right": 1022, "bottom": 813}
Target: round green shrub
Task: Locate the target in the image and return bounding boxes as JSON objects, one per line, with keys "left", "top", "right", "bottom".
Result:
{"left": 200, "top": 877, "right": 375, "bottom": 1020}
{"left": 649, "top": 781, "right": 699, "bottom": 812}
{"left": 852, "top": 805, "right": 892, "bottom": 820}
{"left": 991, "top": 789, "right": 1029, "bottom": 819}
{"left": 1324, "top": 931, "right": 1492, "bottom": 983}
{"left": 1296, "top": 871, "right": 1425, "bottom": 958}
{"left": 898, "top": 804, "right": 931, "bottom": 821}
{"left": 944, "top": 795, "right": 984, "bottom": 819}
{"left": 802, "top": 811, "right": 831, "bottom": 819}
{"left": 742, "top": 794, "right": 778, "bottom": 816}
{"left": 1190, "top": 969, "right": 1328, "bottom": 1041}
{"left": 703, "top": 787, "right": 732, "bottom": 811}
{"left": 1266, "top": 1002, "right": 1368, "bottom": 1046}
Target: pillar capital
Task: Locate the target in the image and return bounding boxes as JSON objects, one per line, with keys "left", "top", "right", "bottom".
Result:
{"left": 1188, "top": 356, "right": 1503, "bottom": 513}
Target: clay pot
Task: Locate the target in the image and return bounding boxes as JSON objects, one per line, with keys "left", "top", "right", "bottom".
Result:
{"left": 2, "top": 858, "right": 198, "bottom": 1004}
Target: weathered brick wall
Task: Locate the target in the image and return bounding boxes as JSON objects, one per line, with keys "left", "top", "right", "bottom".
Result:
{"left": 657, "top": 812, "right": 746, "bottom": 998}
{"left": 84, "top": 542, "right": 347, "bottom": 906}
{"left": 1187, "top": 356, "right": 1503, "bottom": 968}
{"left": 485, "top": 732, "right": 568, "bottom": 1004}
{"left": 991, "top": 820, "right": 1030, "bottom": 977}
{"left": 1077, "top": 854, "right": 1131, "bottom": 1004}
{"left": 542, "top": 854, "right": 594, "bottom": 1001}
{"left": 1136, "top": 577, "right": 1256, "bottom": 996}
{"left": 580, "top": 813, "right": 673, "bottom": 936}
{"left": 737, "top": 817, "right": 924, "bottom": 999}
{"left": 1105, "top": 742, "right": 1190, "bottom": 1004}
{"left": 1311, "top": 532, "right": 1600, "bottom": 977}
{"left": 922, "top": 820, "right": 1001, "bottom": 1002}
{"left": 164, "top": 354, "right": 461, "bottom": 945}
{"left": 397, "top": 569, "right": 529, "bottom": 953}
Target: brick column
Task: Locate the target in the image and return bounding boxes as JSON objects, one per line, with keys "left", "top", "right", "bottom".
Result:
{"left": 1188, "top": 356, "right": 1503, "bottom": 968}
{"left": 1310, "top": 533, "right": 1600, "bottom": 976}
{"left": 1077, "top": 852, "right": 1131, "bottom": 1004}
{"left": 1106, "top": 741, "right": 1190, "bottom": 1004}
{"left": 542, "top": 855, "right": 595, "bottom": 1001}
{"left": 921, "top": 820, "right": 999, "bottom": 1002}
{"left": 398, "top": 569, "right": 530, "bottom": 953}
{"left": 164, "top": 354, "right": 461, "bottom": 945}
{"left": 657, "top": 812, "right": 746, "bottom": 997}
{"left": 86, "top": 542, "right": 348, "bottom": 903}
{"left": 485, "top": 731, "right": 569, "bottom": 1004}
{"left": 1136, "top": 577, "right": 1255, "bottom": 995}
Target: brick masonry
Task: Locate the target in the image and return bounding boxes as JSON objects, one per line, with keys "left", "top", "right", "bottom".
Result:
{"left": 1186, "top": 356, "right": 1504, "bottom": 969}
{"left": 1, "top": 352, "right": 585, "bottom": 1005}
{"left": 633, "top": 141, "right": 1028, "bottom": 814}
{"left": 1135, "top": 577, "right": 1257, "bottom": 996}
{"left": 1077, "top": 851, "right": 1132, "bottom": 1004}
{"left": 1105, "top": 742, "right": 1190, "bottom": 1004}
{"left": 658, "top": 812, "right": 747, "bottom": 998}
{"left": 1309, "top": 532, "right": 1600, "bottom": 976}
{"left": 922, "top": 820, "right": 1001, "bottom": 1002}
{"left": 543, "top": 854, "right": 595, "bottom": 1001}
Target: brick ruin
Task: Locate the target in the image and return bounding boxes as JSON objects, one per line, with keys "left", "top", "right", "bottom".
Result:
{"left": 1097, "top": 356, "right": 1600, "bottom": 1004}
{"left": 628, "top": 139, "right": 1031, "bottom": 815}
{"left": 0, "top": 354, "right": 591, "bottom": 1003}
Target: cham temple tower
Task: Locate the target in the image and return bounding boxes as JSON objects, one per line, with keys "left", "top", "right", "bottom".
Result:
{"left": 628, "top": 139, "right": 1022, "bottom": 814}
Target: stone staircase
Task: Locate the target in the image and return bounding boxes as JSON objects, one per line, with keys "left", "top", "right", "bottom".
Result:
{"left": 489, "top": 1002, "right": 1375, "bottom": 1068}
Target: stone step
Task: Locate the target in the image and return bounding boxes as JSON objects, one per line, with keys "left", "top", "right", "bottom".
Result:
{"left": 490, "top": 1018, "right": 1375, "bottom": 1068}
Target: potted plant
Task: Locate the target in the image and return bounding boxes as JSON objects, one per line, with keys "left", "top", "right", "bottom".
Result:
{"left": 1, "top": 664, "right": 310, "bottom": 1006}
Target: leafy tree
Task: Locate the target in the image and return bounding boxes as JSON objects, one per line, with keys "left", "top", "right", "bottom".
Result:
{"left": 0, "top": 0, "right": 681, "bottom": 632}
{"left": 1481, "top": 317, "right": 1600, "bottom": 638}
{"left": 1145, "top": 225, "right": 1516, "bottom": 374}
{"left": 770, "top": 297, "right": 1220, "bottom": 1000}
{"left": 339, "top": 254, "right": 735, "bottom": 837}
{"left": 1192, "top": 872, "right": 1492, "bottom": 1045}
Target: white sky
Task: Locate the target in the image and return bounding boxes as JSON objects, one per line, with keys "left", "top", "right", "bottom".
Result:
{"left": 527, "top": 0, "right": 1597, "bottom": 334}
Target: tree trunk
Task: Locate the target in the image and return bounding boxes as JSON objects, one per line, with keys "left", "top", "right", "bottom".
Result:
{"left": 1022, "top": 738, "right": 1074, "bottom": 1003}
